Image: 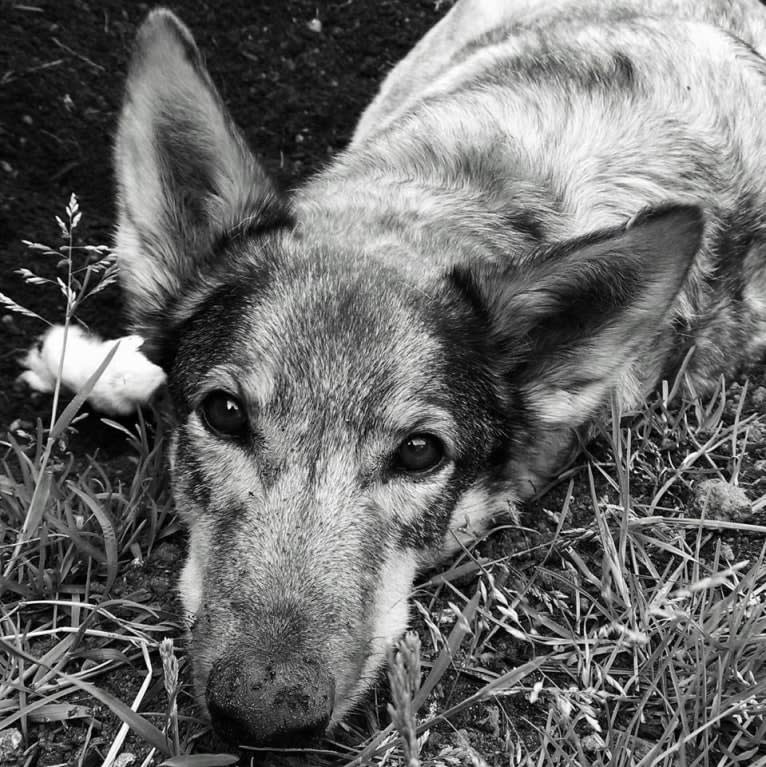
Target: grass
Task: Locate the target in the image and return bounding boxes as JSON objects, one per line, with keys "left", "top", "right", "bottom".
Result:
{"left": 1, "top": 199, "right": 765, "bottom": 766}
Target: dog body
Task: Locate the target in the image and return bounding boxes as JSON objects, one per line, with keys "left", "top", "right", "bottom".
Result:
{"left": 115, "top": 0, "right": 766, "bottom": 747}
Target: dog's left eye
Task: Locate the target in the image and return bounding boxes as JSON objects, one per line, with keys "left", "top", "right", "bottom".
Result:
{"left": 395, "top": 433, "right": 445, "bottom": 474}
{"left": 199, "top": 390, "right": 247, "bottom": 437}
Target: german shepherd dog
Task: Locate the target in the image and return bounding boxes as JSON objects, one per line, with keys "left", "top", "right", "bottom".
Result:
{"left": 115, "top": 0, "right": 766, "bottom": 748}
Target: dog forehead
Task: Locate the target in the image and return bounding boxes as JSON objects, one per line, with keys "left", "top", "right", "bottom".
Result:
{"left": 252, "top": 262, "right": 446, "bottom": 415}
{"left": 176, "top": 254, "right": 450, "bottom": 425}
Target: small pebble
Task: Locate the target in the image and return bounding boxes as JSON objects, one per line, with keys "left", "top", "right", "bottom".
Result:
{"left": 751, "top": 386, "right": 766, "bottom": 407}
{"left": 581, "top": 733, "right": 607, "bottom": 753}
{"left": 694, "top": 478, "right": 751, "bottom": 521}
{"left": 0, "top": 729, "right": 22, "bottom": 761}
{"left": 745, "top": 422, "right": 766, "bottom": 443}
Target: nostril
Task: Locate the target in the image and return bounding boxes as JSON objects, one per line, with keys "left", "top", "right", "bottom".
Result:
{"left": 206, "top": 654, "right": 335, "bottom": 747}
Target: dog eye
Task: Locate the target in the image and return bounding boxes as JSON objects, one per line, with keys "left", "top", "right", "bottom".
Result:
{"left": 395, "top": 433, "right": 444, "bottom": 474}
{"left": 199, "top": 390, "right": 247, "bottom": 437}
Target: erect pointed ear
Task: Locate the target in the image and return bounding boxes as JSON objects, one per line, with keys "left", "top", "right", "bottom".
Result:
{"left": 452, "top": 204, "right": 704, "bottom": 480}
{"left": 114, "top": 8, "right": 288, "bottom": 338}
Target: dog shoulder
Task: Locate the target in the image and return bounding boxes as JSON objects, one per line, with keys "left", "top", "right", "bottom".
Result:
{"left": 353, "top": 0, "right": 766, "bottom": 146}
{"left": 352, "top": 0, "right": 525, "bottom": 146}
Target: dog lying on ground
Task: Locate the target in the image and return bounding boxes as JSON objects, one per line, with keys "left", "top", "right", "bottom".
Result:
{"left": 114, "top": 0, "right": 766, "bottom": 749}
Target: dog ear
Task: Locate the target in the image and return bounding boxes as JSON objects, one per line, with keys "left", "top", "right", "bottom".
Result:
{"left": 454, "top": 204, "right": 704, "bottom": 487}
{"left": 114, "top": 9, "right": 285, "bottom": 339}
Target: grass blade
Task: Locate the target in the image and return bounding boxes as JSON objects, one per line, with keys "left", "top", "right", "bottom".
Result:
{"left": 160, "top": 756, "right": 239, "bottom": 767}
{"left": 50, "top": 339, "right": 120, "bottom": 440}
{"left": 0, "top": 638, "right": 172, "bottom": 756}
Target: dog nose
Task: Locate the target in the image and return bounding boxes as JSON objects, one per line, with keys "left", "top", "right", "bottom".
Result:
{"left": 206, "top": 652, "right": 334, "bottom": 747}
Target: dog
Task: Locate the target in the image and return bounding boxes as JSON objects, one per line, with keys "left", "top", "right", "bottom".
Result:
{"left": 114, "top": 0, "right": 766, "bottom": 748}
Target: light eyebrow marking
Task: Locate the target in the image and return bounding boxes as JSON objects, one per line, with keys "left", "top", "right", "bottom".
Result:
{"left": 386, "top": 405, "right": 458, "bottom": 454}
{"left": 192, "top": 362, "right": 276, "bottom": 411}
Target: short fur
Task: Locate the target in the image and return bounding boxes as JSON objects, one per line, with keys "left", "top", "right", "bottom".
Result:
{"left": 115, "top": 0, "right": 766, "bottom": 748}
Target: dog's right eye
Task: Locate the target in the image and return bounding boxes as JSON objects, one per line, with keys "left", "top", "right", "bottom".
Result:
{"left": 199, "top": 390, "right": 247, "bottom": 437}
{"left": 394, "top": 433, "right": 445, "bottom": 474}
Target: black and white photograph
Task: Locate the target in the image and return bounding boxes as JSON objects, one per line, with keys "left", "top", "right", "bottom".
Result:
{"left": 2, "top": 2, "right": 766, "bottom": 765}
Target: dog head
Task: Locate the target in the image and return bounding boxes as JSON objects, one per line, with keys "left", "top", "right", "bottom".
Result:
{"left": 115, "top": 8, "right": 702, "bottom": 748}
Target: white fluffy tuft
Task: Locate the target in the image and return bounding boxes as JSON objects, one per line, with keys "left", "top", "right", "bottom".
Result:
{"left": 17, "top": 324, "right": 166, "bottom": 416}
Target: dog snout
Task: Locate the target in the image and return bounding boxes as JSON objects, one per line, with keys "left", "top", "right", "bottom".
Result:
{"left": 206, "top": 651, "right": 335, "bottom": 747}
